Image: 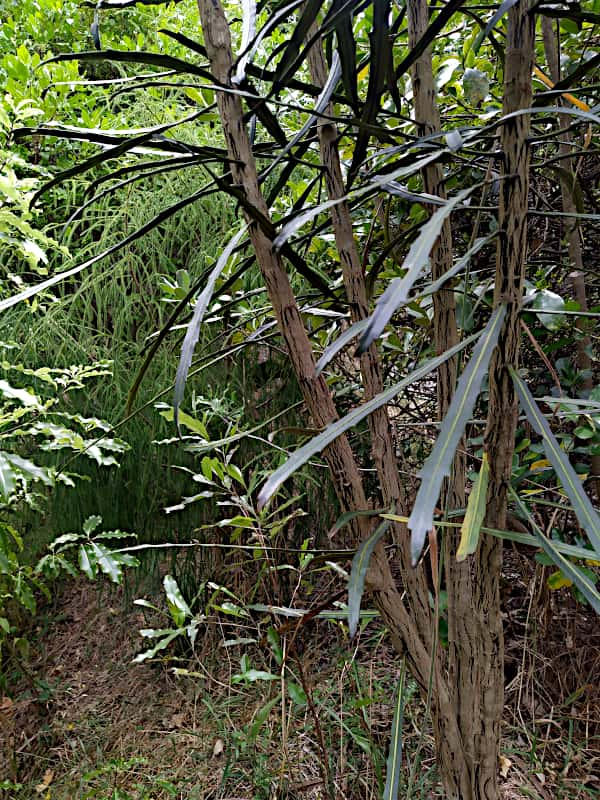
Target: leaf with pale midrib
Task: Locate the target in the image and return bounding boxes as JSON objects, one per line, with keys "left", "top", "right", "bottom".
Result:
{"left": 408, "top": 304, "right": 507, "bottom": 565}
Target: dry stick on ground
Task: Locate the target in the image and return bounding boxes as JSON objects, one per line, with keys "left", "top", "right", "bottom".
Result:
{"left": 194, "top": 0, "right": 470, "bottom": 787}
{"left": 481, "top": 3, "right": 536, "bottom": 800}
{"left": 542, "top": 15, "right": 600, "bottom": 498}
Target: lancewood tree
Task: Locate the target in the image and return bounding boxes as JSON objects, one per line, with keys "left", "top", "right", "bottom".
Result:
{"left": 5, "top": 1, "right": 600, "bottom": 797}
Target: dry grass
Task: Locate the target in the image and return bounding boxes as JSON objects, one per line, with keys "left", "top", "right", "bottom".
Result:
{"left": 2, "top": 565, "right": 599, "bottom": 800}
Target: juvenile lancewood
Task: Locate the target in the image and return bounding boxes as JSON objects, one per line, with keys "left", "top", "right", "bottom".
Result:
{"left": 305, "top": 31, "right": 433, "bottom": 646}
{"left": 482, "top": 3, "right": 535, "bottom": 799}
{"left": 407, "top": 5, "right": 477, "bottom": 797}
{"left": 195, "top": 0, "right": 472, "bottom": 790}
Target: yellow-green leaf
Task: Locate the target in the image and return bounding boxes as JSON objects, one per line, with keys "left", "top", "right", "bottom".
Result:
{"left": 547, "top": 570, "right": 573, "bottom": 590}
{"left": 457, "top": 452, "right": 490, "bottom": 562}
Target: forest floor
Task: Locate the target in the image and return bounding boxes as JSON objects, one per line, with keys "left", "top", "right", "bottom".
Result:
{"left": 2, "top": 563, "right": 599, "bottom": 800}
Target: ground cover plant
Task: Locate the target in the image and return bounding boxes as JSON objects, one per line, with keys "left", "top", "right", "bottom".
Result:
{"left": 1, "top": 0, "right": 600, "bottom": 798}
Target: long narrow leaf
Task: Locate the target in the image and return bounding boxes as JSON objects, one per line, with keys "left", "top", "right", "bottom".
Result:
{"left": 408, "top": 305, "right": 506, "bottom": 565}
{"left": 273, "top": 0, "right": 323, "bottom": 87}
{"left": 273, "top": 150, "right": 442, "bottom": 250}
{"left": 473, "top": 0, "right": 519, "bottom": 54}
{"left": 263, "top": 52, "right": 342, "bottom": 180}
{"left": 232, "top": 0, "right": 257, "bottom": 84}
{"left": 383, "top": 661, "right": 407, "bottom": 800}
{"left": 348, "top": 515, "right": 393, "bottom": 639}
{"left": 457, "top": 452, "right": 490, "bottom": 561}
{"left": 383, "top": 513, "right": 600, "bottom": 562}
{"left": 348, "top": 0, "right": 391, "bottom": 185}
{"left": 257, "top": 330, "right": 479, "bottom": 508}
{"left": 510, "top": 368, "right": 600, "bottom": 557}
{"left": 315, "top": 318, "right": 369, "bottom": 376}
{"left": 510, "top": 490, "right": 600, "bottom": 615}
{"left": 356, "top": 187, "right": 473, "bottom": 354}
{"left": 332, "top": 0, "right": 359, "bottom": 110}
{"left": 43, "top": 49, "right": 213, "bottom": 80}
{"left": 174, "top": 225, "right": 249, "bottom": 433}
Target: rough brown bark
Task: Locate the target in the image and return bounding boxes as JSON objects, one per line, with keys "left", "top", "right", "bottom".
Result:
{"left": 195, "top": 0, "right": 369, "bottom": 541}
{"left": 406, "top": 4, "right": 481, "bottom": 798}
{"left": 481, "top": 3, "right": 536, "bottom": 798}
{"left": 305, "top": 31, "right": 433, "bottom": 646}
{"left": 194, "top": 0, "right": 437, "bottom": 703}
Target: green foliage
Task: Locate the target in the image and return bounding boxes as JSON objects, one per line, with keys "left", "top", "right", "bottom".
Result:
{"left": 0, "top": 353, "right": 130, "bottom": 661}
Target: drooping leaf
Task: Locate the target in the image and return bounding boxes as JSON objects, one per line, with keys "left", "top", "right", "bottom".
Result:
{"left": 510, "top": 369, "right": 600, "bottom": 557}
{"left": 510, "top": 490, "right": 600, "bottom": 615}
{"left": 257, "top": 330, "right": 479, "bottom": 508}
{"left": 457, "top": 452, "right": 490, "bottom": 562}
{"left": 83, "top": 0, "right": 187, "bottom": 6}
{"left": 348, "top": 0, "right": 391, "bottom": 185}
{"left": 383, "top": 661, "right": 407, "bottom": 800}
{"left": 173, "top": 225, "right": 248, "bottom": 433}
{"left": 408, "top": 305, "right": 507, "bottom": 565}
{"left": 232, "top": 0, "right": 257, "bottom": 85}
{"left": 42, "top": 49, "right": 213, "bottom": 80}
{"left": 272, "top": 150, "right": 442, "bottom": 251}
{"left": 315, "top": 318, "right": 369, "bottom": 376}
{"left": 0, "top": 452, "right": 16, "bottom": 500}
{"left": 330, "top": 0, "right": 359, "bottom": 111}
{"left": 18, "top": 111, "right": 205, "bottom": 206}
{"left": 348, "top": 515, "right": 392, "bottom": 639}
{"left": 356, "top": 187, "right": 473, "bottom": 354}
{"left": 473, "top": 0, "right": 519, "bottom": 54}
{"left": 272, "top": 0, "right": 324, "bottom": 89}
{"left": 163, "top": 574, "right": 192, "bottom": 626}
{"left": 263, "top": 51, "right": 342, "bottom": 180}
{"left": 533, "top": 4, "right": 600, "bottom": 26}
{"left": 551, "top": 51, "right": 600, "bottom": 94}
{"left": 233, "top": 0, "right": 303, "bottom": 78}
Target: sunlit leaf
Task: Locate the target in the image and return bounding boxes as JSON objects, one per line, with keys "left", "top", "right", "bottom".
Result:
{"left": 164, "top": 574, "right": 192, "bottom": 626}
{"left": 457, "top": 452, "right": 490, "bottom": 562}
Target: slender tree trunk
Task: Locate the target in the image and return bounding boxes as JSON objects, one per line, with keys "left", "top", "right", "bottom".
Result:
{"left": 542, "top": 16, "right": 600, "bottom": 496}
{"left": 406, "top": 3, "right": 479, "bottom": 797}
{"left": 194, "top": 0, "right": 436, "bottom": 703}
{"left": 480, "top": 3, "right": 535, "bottom": 798}
{"left": 305, "top": 31, "right": 433, "bottom": 647}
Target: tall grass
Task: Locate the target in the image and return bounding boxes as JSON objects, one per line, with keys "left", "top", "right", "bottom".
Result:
{"left": 4, "top": 84, "right": 239, "bottom": 549}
